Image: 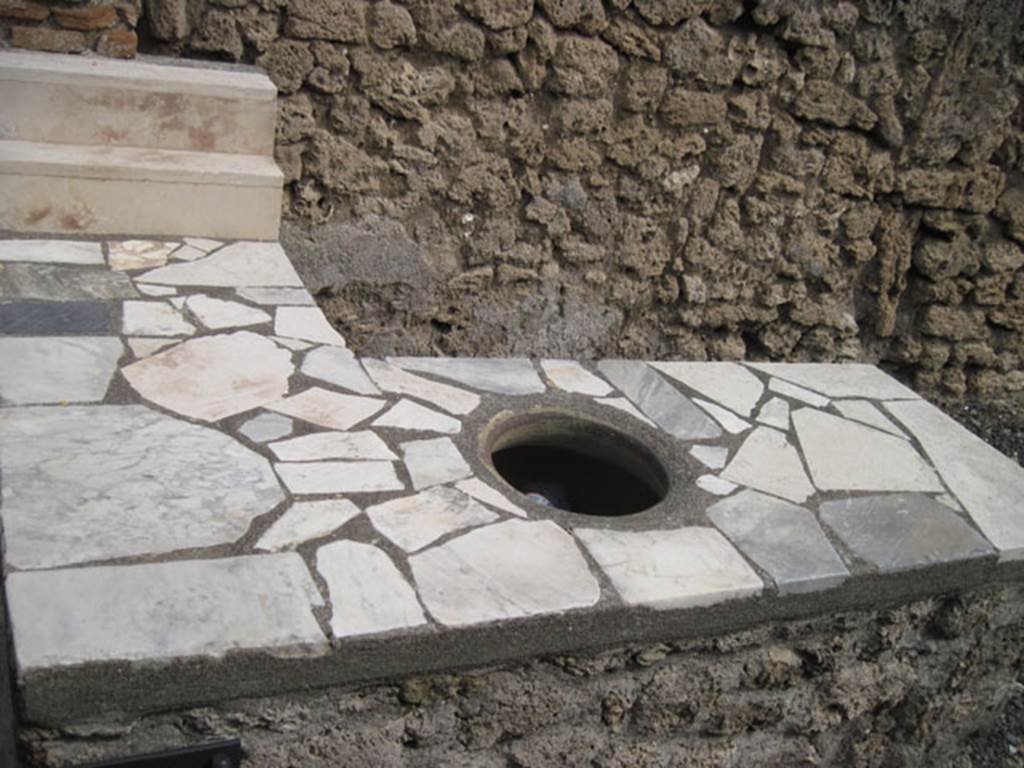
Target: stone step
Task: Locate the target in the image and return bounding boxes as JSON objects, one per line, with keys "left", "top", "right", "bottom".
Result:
{"left": 0, "top": 140, "right": 283, "bottom": 240}
{"left": 0, "top": 49, "right": 277, "bottom": 156}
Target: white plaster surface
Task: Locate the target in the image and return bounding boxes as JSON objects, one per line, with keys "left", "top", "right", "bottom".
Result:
{"left": 885, "top": 399, "right": 1024, "bottom": 560}
{"left": 720, "top": 427, "right": 815, "bottom": 503}
{"left": 238, "top": 412, "right": 294, "bottom": 443}
{"left": 575, "top": 527, "right": 763, "bottom": 609}
{"left": 302, "top": 346, "right": 380, "bottom": 395}
{"left": 275, "top": 461, "right": 404, "bottom": 495}
{"left": 792, "top": 408, "right": 942, "bottom": 493}
{"left": 410, "top": 519, "right": 600, "bottom": 626}
{"left": 275, "top": 306, "right": 347, "bottom": 346}
{"left": 268, "top": 431, "right": 396, "bottom": 461}
{"left": 362, "top": 358, "right": 480, "bottom": 415}
{"left": 138, "top": 242, "right": 302, "bottom": 287}
{"left": 0, "top": 336, "right": 122, "bottom": 405}
{"left": 367, "top": 487, "right": 499, "bottom": 552}
{"left": 651, "top": 362, "right": 764, "bottom": 417}
{"left": 455, "top": 477, "right": 528, "bottom": 517}
{"left": 267, "top": 387, "right": 385, "bottom": 430}
{"left": 0, "top": 405, "right": 284, "bottom": 569}
{"left": 256, "top": 499, "right": 361, "bottom": 552}
{"left": 541, "top": 360, "right": 613, "bottom": 396}
{"left": 0, "top": 239, "right": 102, "bottom": 264}
{"left": 749, "top": 363, "right": 920, "bottom": 400}
{"left": 122, "top": 300, "right": 195, "bottom": 336}
{"left": 390, "top": 357, "right": 546, "bottom": 395}
{"left": 185, "top": 294, "right": 271, "bottom": 329}
{"left": 7, "top": 555, "right": 326, "bottom": 670}
{"left": 372, "top": 399, "right": 462, "bottom": 434}
{"left": 317, "top": 541, "right": 427, "bottom": 637}
{"left": 402, "top": 437, "right": 473, "bottom": 489}
{"left": 123, "top": 332, "right": 293, "bottom": 421}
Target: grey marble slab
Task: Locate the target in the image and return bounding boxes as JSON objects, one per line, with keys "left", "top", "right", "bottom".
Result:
{"left": 0, "top": 263, "right": 137, "bottom": 300}
{"left": 0, "top": 301, "right": 112, "bottom": 334}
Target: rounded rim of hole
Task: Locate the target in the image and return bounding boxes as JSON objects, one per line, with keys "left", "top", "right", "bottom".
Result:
{"left": 485, "top": 410, "right": 670, "bottom": 517}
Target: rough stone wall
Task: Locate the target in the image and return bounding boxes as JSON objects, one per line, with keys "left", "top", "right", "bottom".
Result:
{"left": 147, "top": 0, "right": 1022, "bottom": 398}
{"left": 20, "top": 584, "right": 1024, "bottom": 768}
{"left": 0, "top": 0, "right": 140, "bottom": 57}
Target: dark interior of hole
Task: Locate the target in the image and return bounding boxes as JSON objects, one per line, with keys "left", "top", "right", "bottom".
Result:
{"left": 492, "top": 443, "right": 664, "bottom": 517}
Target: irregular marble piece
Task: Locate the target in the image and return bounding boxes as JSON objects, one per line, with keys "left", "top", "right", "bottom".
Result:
{"left": 137, "top": 242, "right": 303, "bottom": 287}
{"left": 597, "top": 360, "right": 721, "bottom": 440}
{"left": 792, "top": 408, "right": 942, "bottom": 493}
{"left": 575, "top": 527, "right": 762, "bottom": 610}
{"left": 650, "top": 362, "right": 764, "bottom": 417}
{"left": 697, "top": 475, "right": 738, "bottom": 496}
{"left": 185, "top": 294, "right": 271, "bottom": 329}
{"left": 302, "top": 346, "right": 380, "bottom": 395}
{"left": 748, "top": 363, "right": 919, "bottom": 400}
{"left": 0, "top": 336, "right": 122, "bottom": 405}
{"left": 275, "top": 307, "right": 348, "bottom": 346}
{"left": 756, "top": 397, "right": 790, "bottom": 430}
{"left": 707, "top": 490, "right": 849, "bottom": 594}
{"left": 0, "top": 405, "right": 285, "bottom": 570}
{"left": 267, "top": 387, "right": 385, "bottom": 430}
{"left": 275, "top": 461, "right": 404, "bottom": 494}
{"left": 268, "top": 431, "right": 396, "bottom": 461}
{"left": 317, "top": 541, "right": 427, "bottom": 638}
{"left": 137, "top": 284, "right": 176, "bottom": 297}
{"left": 455, "top": 477, "right": 527, "bottom": 517}
{"left": 937, "top": 493, "right": 963, "bottom": 512}
{"left": 833, "top": 399, "right": 908, "bottom": 438}
{"left": 0, "top": 263, "right": 137, "bottom": 300}
{"left": 123, "top": 332, "right": 293, "bottom": 422}
{"left": 693, "top": 398, "right": 751, "bottom": 434}
{"left": 595, "top": 396, "right": 657, "bottom": 428}
{"left": 389, "top": 357, "right": 546, "bottom": 395}
{"left": 169, "top": 244, "right": 206, "bottom": 262}
{"left": 367, "top": 486, "right": 499, "bottom": 552}
{"left": 108, "top": 240, "right": 177, "bottom": 271}
{"left": 238, "top": 412, "right": 294, "bottom": 443}
{"left": 0, "top": 239, "right": 103, "bottom": 265}
{"left": 122, "top": 300, "right": 195, "bottom": 336}
{"left": 819, "top": 494, "right": 995, "bottom": 571}
{"left": 126, "top": 337, "right": 177, "bottom": 358}
{"left": 363, "top": 358, "right": 480, "bottom": 415}
{"left": 183, "top": 237, "right": 222, "bottom": 253}
{"left": 768, "top": 378, "right": 830, "bottom": 408}
{"left": 271, "top": 336, "right": 312, "bottom": 351}
{"left": 256, "top": 499, "right": 362, "bottom": 552}
{"left": 690, "top": 445, "right": 728, "bottom": 470}
{"left": 236, "top": 287, "right": 315, "bottom": 306}
{"left": 401, "top": 436, "right": 473, "bottom": 490}
{"left": 372, "top": 399, "right": 462, "bottom": 434}
{"left": 720, "top": 426, "right": 815, "bottom": 503}
{"left": 7, "top": 555, "right": 326, "bottom": 670}
{"left": 0, "top": 300, "right": 111, "bottom": 334}
{"left": 885, "top": 399, "right": 1024, "bottom": 560}
{"left": 541, "top": 359, "right": 613, "bottom": 396}
{"left": 410, "top": 519, "right": 600, "bottom": 626}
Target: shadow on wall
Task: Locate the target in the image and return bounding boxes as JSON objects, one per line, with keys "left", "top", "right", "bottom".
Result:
{"left": 125, "top": 0, "right": 1024, "bottom": 398}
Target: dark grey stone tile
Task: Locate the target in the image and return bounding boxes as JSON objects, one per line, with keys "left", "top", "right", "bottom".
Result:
{"left": 0, "top": 301, "right": 112, "bottom": 334}
{"left": 819, "top": 493, "right": 995, "bottom": 572}
{"left": 0, "top": 263, "right": 137, "bottom": 300}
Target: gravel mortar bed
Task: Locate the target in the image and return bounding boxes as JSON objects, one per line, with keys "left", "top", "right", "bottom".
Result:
{"left": 946, "top": 395, "right": 1024, "bottom": 767}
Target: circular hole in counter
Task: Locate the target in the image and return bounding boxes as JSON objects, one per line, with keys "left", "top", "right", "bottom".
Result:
{"left": 487, "top": 412, "right": 669, "bottom": 517}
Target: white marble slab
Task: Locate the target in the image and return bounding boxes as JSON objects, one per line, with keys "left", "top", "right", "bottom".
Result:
{"left": 236, "top": 287, "right": 315, "bottom": 306}
{"left": 108, "top": 240, "right": 177, "bottom": 271}
{"left": 268, "top": 431, "right": 396, "bottom": 461}
{"left": 122, "top": 300, "right": 195, "bottom": 337}
{"left": 123, "top": 332, "right": 293, "bottom": 421}
{"left": 755, "top": 397, "right": 790, "bottom": 430}
{"left": 455, "top": 477, "right": 527, "bottom": 517}
{"left": 749, "top": 363, "right": 919, "bottom": 400}
{"left": 389, "top": 357, "right": 546, "bottom": 395}
{"left": 792, "top": 408, "right": 942, "bottom": 493}
{"left": 136, "top": 284, "right": 177, "bottom": 297}
{"left": 266, "top": 387, "right": 385, "bottom": 430}
{"left": 301, "top": 346, "right": 380, "bottom": 395}
{"left": 275, "top": 461, "right": 404, "bottom": 495}
{"left": 7, "top": 555, "right": 326, "bottom": 669}
{"left": 183, "top": 237, "right": 223, "bottom": 253}
{"left": 238, "top": 412, "right": 294, "bottom": 443}
{"left": 0, "top": 405, "right": 284, "bottom": 569}
{"left": 372, "top": 399, "right": 462, "bottom": 434}
{"left": 833, "top": 399, "right": 907, "bottom": 438}
{"left": 126, "top": 337, "right": 178, "bottom": 358}
{"left": 256, "top": 499, "right": 361, "bottom": 551}
{"left": 137, "top": 241, "right": 303, "bottom": 287}
{"left": 595, "top": 396, "right": 658, "bottom": 428}
{"left": 362, "top": 358, "right": 480, "bottom": 415}
{"left": 575, "top": 527, "right": 763, "bottom": 609}
{"left": 696, "top": 475, "right": 738, "bottom": 496}
{"left": 768, "top": 377, "right": 830, "bottom": 408}
{"left": 693, "top": 398, "right": 751, "bottom": 434}
{"left": 410, "top": 519, "right": 600, "bottom": 626}
{"left": 367, "top": 486, "right": 499, "bottom": 552}
{"left": 401, "top": 436, "right": 473, "bottom": 490}
{"left": 651, "top": 362, "right": 764, "bottom": 417}
{"left": 0, "top": 239, "right": 103, "bottom": 265}
{"left": 170, "top": 244, "right": 207, "bottom": 262}
{"left": 720, "top": 426, "right": 815, "bottom": 503}
{"left": 185, "top": 294, "right": 271, "bottom": 329}
{"left": 541, "top": 360, "right": 613, "bottom": 396}
{"left": 0, "top": 336, "right": 122, "bottom": 405}
{"left": 275, "top": 306, "right": 348, "bottom": 346}
{"left": 317, "top": 541, "right": 427, "bottom": 637}
{"left": 690, "top": 445, "right": 728, "bottom": 470}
